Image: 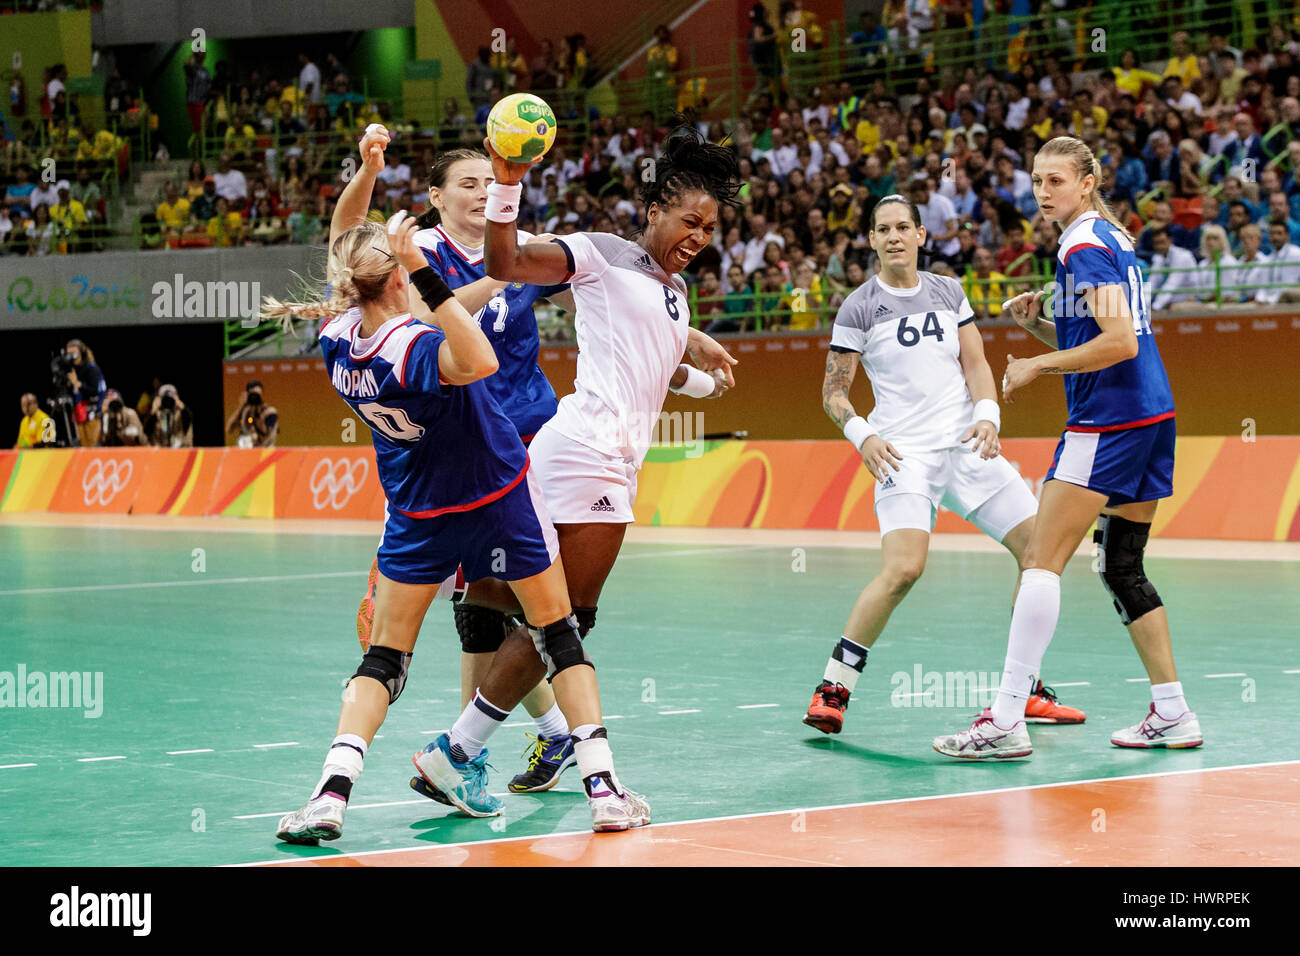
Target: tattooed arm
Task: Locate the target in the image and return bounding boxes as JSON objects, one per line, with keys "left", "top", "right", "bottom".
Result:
{"left": 822, "top": 348, "right": 860, "bottom": 429}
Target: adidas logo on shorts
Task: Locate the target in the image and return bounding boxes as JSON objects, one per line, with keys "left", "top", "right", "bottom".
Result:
{"left": 590, "top": 496, "right": 616, "bottom": 512}
{"left": 880, "top": 475, "right": 895, "bottom": 489}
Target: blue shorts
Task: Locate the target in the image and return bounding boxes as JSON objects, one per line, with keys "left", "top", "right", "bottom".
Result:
{"left": 377, "top": 462, "right": 559, "bottom": 586}
{"left": 1046, "top": 417, "right": 1175, "bottom": 506}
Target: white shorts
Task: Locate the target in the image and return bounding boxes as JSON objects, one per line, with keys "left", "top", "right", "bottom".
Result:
{"left": 528, "top": 423, "right": 639, "bottom": 524}
{"left": 874, "top": 447, "right": 1036, "bottom": 541}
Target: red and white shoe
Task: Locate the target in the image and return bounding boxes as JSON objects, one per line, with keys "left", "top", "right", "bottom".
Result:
{"left": 356, "top": 557, "right": 379, "bottom": 650}
{"left": 1024, "top": 681, "right": 1086, "bottom": 725}
{"left": 933, "top": 714, "right": 1032, "bottom": 759}
{"left": 1111, "top": 704, "right": 1203, "bottom": 749}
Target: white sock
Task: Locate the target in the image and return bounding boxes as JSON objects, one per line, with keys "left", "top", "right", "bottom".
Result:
{"left": 313, "top": 733, "right": 367, "bottom": 798}
{"left": 824, "top": 636, "right": 868, "bottom": 692}
{"left": 448, "top": 690, "right": 508, "bottom": 761}
{"left": 573, "top": 729, "right": 617, "bottom": 793}
{"left": 1151, "top": 681, "right": 1188, "bottom": 720}
{"left": 533, "top": 702, "right": 569, "bottom": 740}
{"left": 990, "top": 569, "right": 1060, "bottom": 728}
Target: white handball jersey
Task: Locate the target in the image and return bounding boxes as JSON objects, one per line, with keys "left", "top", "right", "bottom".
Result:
{"left": 830, "top": 272, "right": 979, "bottom": 450}
{"left": 547, "top": 232, "right": 691, "bottom": 463}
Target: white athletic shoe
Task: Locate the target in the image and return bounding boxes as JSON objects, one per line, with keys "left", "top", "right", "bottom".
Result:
{"left": 1111, "top": 704, "right": 1204, "bottom": 749}
{"left": 933, "top": 714, "right": 1033, "bottom": 759}
{"left": 584, "top": 772, "right": 651, "bottom": 832}
{"left": 276, "top": 792, "right": 346, "bottom": 844}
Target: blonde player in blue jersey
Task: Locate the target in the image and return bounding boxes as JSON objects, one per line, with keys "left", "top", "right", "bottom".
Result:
{"left": 269, "top": 125, "right": 650, "bottom": 841}
{"left": 348, "top": 132, "right": 582, "bottom": 796}
{"left": 803, "top": 194, "right": 1084, "bottom": 737}
{"left": 935, "top": 135, "right": 1202, "bottom": 759}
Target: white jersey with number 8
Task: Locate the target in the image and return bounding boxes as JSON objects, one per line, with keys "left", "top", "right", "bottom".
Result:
{"left": 546, "top": 232, "right": 692, "bottom": 464}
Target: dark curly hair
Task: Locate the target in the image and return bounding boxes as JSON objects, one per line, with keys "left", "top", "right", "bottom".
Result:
{"left": 637, "top": 120, "right": 742, "bottom": 217}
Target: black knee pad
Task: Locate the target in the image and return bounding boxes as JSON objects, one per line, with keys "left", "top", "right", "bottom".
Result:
{"left": 1094, "top": 515, "right": 1163, "bottom": 626}
{"left": 454, "top": 603, "right": 510, "bottom": 654}
{"left": 527, "top": 614, "right": 592, "bottom": 680}
{"left": 574, "top": 605, "right": 597, "bottom": 638}
{"left": 351, "top": 644, "right": 413, "bottom": 704}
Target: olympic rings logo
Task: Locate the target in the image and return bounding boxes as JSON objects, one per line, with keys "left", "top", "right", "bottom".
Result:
{"left": 81, "top": 458, "right": 134, "bottom": 506}
{"left": 308, "top": 457, "right": 369, "bottom": 511}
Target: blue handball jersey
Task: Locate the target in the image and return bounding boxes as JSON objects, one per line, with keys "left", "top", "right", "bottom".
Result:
{"left": 318, "top": 309, "right": 528, "bottom": 517}
{"left": 1054, "top": 211, "right": 1176, "bottom": 431}
{"left": 414, "top": 225, "right": 567, "bottom": 439}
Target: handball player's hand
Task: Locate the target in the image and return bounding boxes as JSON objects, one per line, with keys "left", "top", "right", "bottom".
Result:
{"left": 483, "top": 137, "right": 542, "bottom": 186}
{"left": 1002, "top": 353, "right": 1040, "bottom": 404}
{"left": 686, "top": 332, "right": 739, "bottom": 389}
{"left": 859, "top": 434, "right": 903, "bottom": 481}
{"left": 386, "top": 211, "right": 427, "bottom": 276}
{"left": 961, "top": 420, "right": 1000, "bottom": 459}
{"left": 1002, "top": 290, "right": 1045, "bottom": 329}
{"left": 359, "top": 124, "right": 390, "bottom": 175}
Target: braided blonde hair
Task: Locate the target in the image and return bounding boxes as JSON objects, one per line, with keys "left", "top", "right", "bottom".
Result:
{"left": 1037, "top": 135, "right": 1134, "bottom": 243}
{"left": 260, "top": 221, "right": 400, "bottom": 329}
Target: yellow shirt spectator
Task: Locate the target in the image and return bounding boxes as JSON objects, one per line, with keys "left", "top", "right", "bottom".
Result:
{"left": 50, "top": 198, "right": 87, "bottom": 231}
{"left": 1113, "top": 67, "right": 1162, "bottom": 97}
{"left": 963, "top": 270, "right": 1006, "bottom": 317}
{"left": 207, "top": 211, "right": 244, "bottom": 246}
{"left": 1071, "top": 104, "right": 1108, "bottom": 136}
{"left": 1032, "top": 115, "right": 1053, "bottom": 140}
{"left": 781, "top": 275, "right": 825, "bottom": 330}
{"left": 1163, "top": 54, "right": 1199, "bottom": 84}
{"left": 156, "top": 196, "right": 191, "bottom": 227}
{"left": 16, "top": 408, "right": 53, "bottom": 448}
{"left": 855, "top": 119, "right": 880, "bottom": 155}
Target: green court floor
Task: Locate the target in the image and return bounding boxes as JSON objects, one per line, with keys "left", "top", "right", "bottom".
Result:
{"left": 1, "top": 523, "right": 1297, "bottom": 866}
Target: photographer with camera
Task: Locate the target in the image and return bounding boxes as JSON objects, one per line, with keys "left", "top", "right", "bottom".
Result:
{"left": 147, "top": 384, "right": 194, "bottom": 448}
{"left": 56, "top": 338, "right": 107, "bottom": 446}
{"left": 14, "top": 393, "right": 55, "bottom": 448}
{"left": 97, "top": 389, "right": 146, "bottom": 447}
{"left": 225, "top": 380, "right": 278, "bottom": 448}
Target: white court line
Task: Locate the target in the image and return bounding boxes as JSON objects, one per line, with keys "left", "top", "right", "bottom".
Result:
{"left": 1046, "top": 681, "right": 1090, "bottom": 688}
{"left": 0, "top": 763, "right": 37, "bottom": 770}
{"left": 77, "top": 755, "right": 125, "bottom": 762}
{"left": 737, "top": 703, "right": 779, "bottom": 709}
{"left": 658, "top": 709, "right": 701, "bottom": 715}
{"left": 898, "top": 692, "right": 934, "bottom": 698}
{"left": 252, "top": 742, "right": 299, "bottom": 749}
{"left": 1286, "top": 670, "right": 1300, "bottom": 675}
{"left": 604, "top": 715, "right": 626, "bottom": 720}
{"left": 502, "top": 722, "right": 533, "bottom": 729}
{"left": 1125, "top": 678, "right": 1151, "bottom": 683}
{"left": 166, "top": 749, "right": 214, "bottom": 755}
{"left": 230, "top": 757, "right": 1300, "bottom": 867}
{"left": 1205, "top": 673, "right": 1246, "bottom": 679}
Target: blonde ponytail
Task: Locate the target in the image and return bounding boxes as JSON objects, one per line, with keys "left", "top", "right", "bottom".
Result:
{"left": 258, "top": 221, "right": 400, "bottom": 332}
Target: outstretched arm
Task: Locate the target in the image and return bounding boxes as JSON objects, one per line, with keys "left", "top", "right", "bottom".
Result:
{"left": 330, "top": 124, "right": 388, "bottom": 248}
{"left": 481, "top": 138, "right": 572, "bottom": 285}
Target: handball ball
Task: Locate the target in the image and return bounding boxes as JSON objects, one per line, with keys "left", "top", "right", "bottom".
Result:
{"left": 486, "top": 93, "right": 557, "bottom": 163}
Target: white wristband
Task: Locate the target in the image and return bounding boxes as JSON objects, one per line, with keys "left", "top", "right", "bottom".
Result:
{"left": 972, "top": 399, "right": 1001, "bottom": 432}
{"left": 670, "top": 365, "right": 716, "bottom": 398}
{"left": 485, "top": 182, "right": 522, "bottom": 223}
{"left": 843, "top": 415, "right": 876, "bottom": 451}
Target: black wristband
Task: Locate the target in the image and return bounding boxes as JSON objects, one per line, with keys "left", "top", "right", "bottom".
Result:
{"left": 409, "top": 267, "right": 454, "bottom": 311}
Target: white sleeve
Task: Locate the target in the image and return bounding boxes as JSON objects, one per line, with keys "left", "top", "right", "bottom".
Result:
{"left": 553, "top": 232, "right": 610, "bottom": 281}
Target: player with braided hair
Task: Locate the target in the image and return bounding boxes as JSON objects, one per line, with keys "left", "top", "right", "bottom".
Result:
{"left": 411, "top": 122, "right": 743, "bottom": 816}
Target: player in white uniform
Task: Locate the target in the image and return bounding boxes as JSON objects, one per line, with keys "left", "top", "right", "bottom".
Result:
{"left": 803, "top": 195, "right": 1084, "bottom": 736}
{"left": 411, "top": 124, "right": 742, "bottom": 811}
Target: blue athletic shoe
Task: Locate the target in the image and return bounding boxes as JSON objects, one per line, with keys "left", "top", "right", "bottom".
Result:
{"left": 411, "top": 734, "right": 503, "bottom": 818}
{"left": 508, "top": 733, "right": 578, "bottom": 793}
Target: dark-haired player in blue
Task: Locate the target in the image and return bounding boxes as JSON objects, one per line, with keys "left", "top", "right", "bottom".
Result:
{"left": 936, "top": 135, "right": 1202, "bottom": 760}
{"left": 350, "top": 141, "right": 581, "bottom": 795}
